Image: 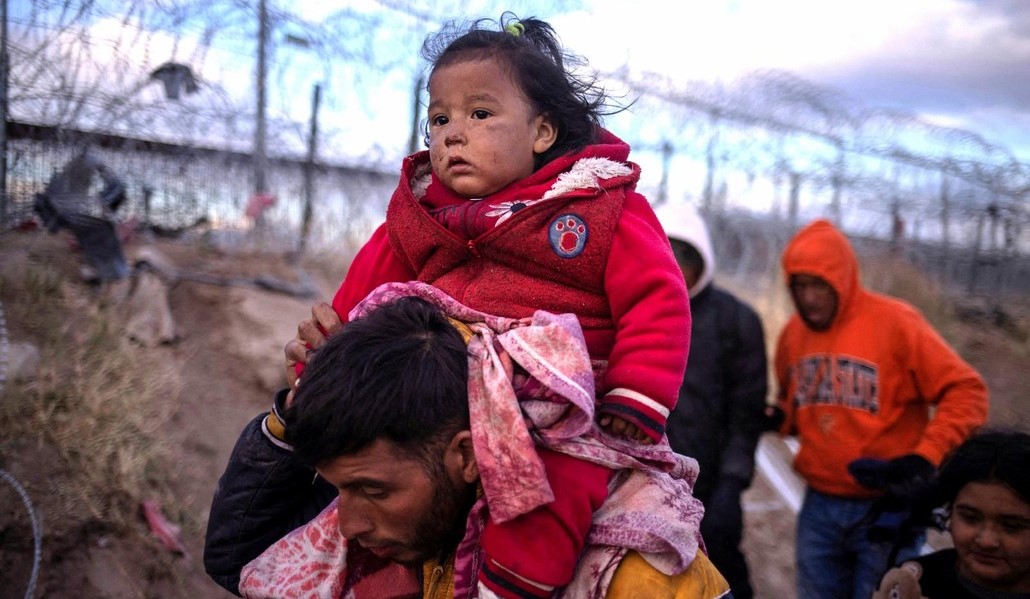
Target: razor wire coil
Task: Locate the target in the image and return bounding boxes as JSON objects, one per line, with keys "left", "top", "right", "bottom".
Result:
{"left": 0, "top": 301, "right": 43, "bottom": 599}
{"left": 0, "top": 466, "right": 43, "bottom": 599}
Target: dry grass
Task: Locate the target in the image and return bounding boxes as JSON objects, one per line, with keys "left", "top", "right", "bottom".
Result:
{"left": 861, "top": 254, "right": 958, "bottom": 334}
{"left": 1, "top": 248, "right": 180, "bottom": 536}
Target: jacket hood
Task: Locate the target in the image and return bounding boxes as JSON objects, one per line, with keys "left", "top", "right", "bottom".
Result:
{"left": 653, "top": 202, "right": 715, "bottom": 297}
{"left": 781, "top": 219, "right": 861, "bottom": 319}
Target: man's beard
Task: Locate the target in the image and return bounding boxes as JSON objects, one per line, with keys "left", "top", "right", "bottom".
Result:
{"left": 395, "top": 465, "right": 478, "bottom": 566}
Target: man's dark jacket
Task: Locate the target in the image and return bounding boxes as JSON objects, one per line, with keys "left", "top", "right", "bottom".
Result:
{"left": 203, "top": 399, "right": 336, "bottom": 596}
{"left": 666, "top": 284, "right": 768, "bottom": 501}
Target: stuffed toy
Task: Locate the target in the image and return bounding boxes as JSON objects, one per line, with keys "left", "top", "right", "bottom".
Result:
{"left": 872, "top": 561, "right": 928, "bottom": 599}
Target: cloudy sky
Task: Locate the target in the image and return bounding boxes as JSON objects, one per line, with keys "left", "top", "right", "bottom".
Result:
{"left": 550, "top": 0, "right": 1030, "bottom": 161}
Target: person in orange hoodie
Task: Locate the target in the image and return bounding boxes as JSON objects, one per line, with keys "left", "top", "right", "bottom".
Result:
{"left": 772, "top": 219, "right": 989, "bottom": 599}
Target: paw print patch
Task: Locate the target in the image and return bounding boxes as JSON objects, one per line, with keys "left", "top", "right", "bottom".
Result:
{"left": 549, "top": 214, "right": 588, "bottom": 258}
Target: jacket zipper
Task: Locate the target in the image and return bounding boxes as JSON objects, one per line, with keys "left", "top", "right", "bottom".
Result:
{"left": 426, "top": 563, "right": 444, "bottom": 598}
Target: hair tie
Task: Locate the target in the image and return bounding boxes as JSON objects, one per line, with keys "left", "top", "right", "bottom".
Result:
{"left": 505, "top": 22, "right": 524, "bottom": 37}
{"left": 446, "top": 317, "right": 475, "bottom": 345}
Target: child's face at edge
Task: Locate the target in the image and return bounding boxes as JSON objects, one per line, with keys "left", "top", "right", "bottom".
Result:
{"left": 427, "top": 58, "right": 557, "bottom": 199}
{"left": 951, "top": 480, "right": 1030, "bottom": 592}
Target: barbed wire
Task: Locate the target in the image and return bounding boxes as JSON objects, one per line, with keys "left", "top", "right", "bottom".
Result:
{"left": 0, "top": 467, "right": 42, "bottom": 599}
{"left": 9, "top": 0, "right": 415, "bottom": 154}
{"left": 603, "top": 67, "right": 1028, "bottom": 197}
{"left": 7, "top": 0, "right": 1027, "bottom": 253}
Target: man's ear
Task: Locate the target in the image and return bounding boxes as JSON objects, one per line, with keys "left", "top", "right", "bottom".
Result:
{"left": 445, "top": 430, "right": 478, "bottom": 484}
{"left": 532, "top": 115, "right": 558, "bottom": 155}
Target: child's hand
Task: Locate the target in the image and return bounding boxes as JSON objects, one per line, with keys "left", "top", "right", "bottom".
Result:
{"left": 284, "top": 302, "right": 343, "bottom": 407}
{"left": 598, "top": 414, "right": 655, "bottom": 445}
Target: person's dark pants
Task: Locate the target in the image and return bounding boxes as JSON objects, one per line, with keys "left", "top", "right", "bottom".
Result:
{"left": 796, "top": 489, "right": 925, "bottom": 599}
{"left": 698, "top": 487, "right": 753, "bottom": 599}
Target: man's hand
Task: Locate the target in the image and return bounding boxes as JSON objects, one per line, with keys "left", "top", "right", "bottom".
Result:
{"left": 598, "top": 414, "right": 655, "bottom": 445}
{"left": 284, "top": 302, "right": 343, "bottom": 407}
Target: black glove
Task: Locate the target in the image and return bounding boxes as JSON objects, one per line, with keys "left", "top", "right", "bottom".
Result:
{"left": 848, "top": 454, "right": 934, "bottom": 500}
{"left": 883, "top": 454, "right": 935, "bottom": 499}
{"left": 849, "top": 454, "right": 936, "bottom": 547}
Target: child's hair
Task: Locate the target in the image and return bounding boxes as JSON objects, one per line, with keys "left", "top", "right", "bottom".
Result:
{"left": 935, "top": 429, "right": 1030, "bottom": 507}
{"left": 285, "top": 296, "right": 470, "bottom": 468}
{"left": 421, "top": 12, "right": 614, "bottom": 168}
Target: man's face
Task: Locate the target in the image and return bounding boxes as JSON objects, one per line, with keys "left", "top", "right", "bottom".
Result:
{"left": 316, "top": 438, "right": 475, "bottom": 566}
{"left": 951, "top": 481, "right": 1030, "bottom": 592}
{"left": 789, "top": 274, "right": 838, "bottom": 331}
{"left": 669, "top": 239, "right": 702, "bottom": 291}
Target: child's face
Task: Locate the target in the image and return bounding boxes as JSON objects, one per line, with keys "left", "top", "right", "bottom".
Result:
{"left": 951, "top": 480, "right": 1030, "bottom": 592}
{"left": 427, "top": 58, "right": 556, "bottom": 198}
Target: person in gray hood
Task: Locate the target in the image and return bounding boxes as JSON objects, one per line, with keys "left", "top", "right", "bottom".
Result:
{"left": 655, "top": 202, "right": 770, "bottom": 599}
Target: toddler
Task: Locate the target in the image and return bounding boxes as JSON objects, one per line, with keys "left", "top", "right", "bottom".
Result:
{"left": 310, "top": 13, "right": 690, "bottom": 599}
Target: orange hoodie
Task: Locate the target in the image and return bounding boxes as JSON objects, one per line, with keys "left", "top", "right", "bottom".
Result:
{"left": 775, "top": 219, "right": 988, "bottom": 498}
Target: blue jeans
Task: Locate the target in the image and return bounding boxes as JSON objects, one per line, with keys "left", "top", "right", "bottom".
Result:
{"left": 796, "top": 489, "right": 924, "bottom": 599}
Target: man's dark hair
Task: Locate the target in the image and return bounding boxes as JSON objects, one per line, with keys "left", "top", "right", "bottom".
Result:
{"left": 935, "top": 429, "right": 1030, "bottom": 506}
{"left": 285, "top": 297, "right": 470, "bottom": 468}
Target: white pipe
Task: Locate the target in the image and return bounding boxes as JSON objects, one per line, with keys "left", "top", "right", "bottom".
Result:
{"left": 754, "top": 436, "right": 804, "bottom": 514}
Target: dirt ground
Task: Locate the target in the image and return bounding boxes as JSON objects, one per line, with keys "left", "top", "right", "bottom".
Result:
{"left": 0, "top": 230, "right": 1026, "bottom": 599}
